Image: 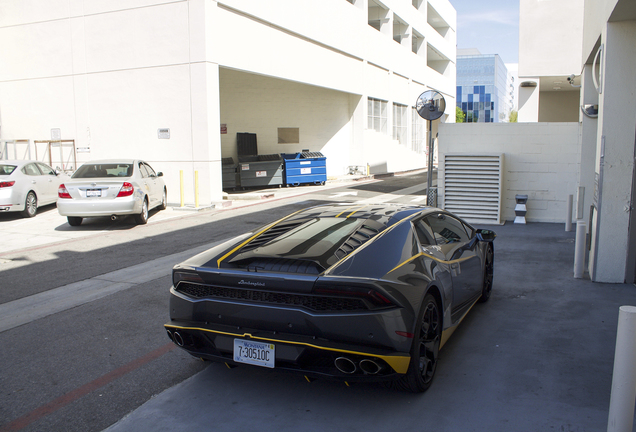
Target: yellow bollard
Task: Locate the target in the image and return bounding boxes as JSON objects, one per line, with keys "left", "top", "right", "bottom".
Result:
{"left": 179, "top": 170, "right": 184, "bottom": 207}
{"left": 195, "top": 171, "right": 199, "bottom": 208}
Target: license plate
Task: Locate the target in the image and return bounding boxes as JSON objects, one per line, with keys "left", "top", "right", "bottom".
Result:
{"left": 86, "top": 189, "right": 101, "bottom": 197}
{"left": 233, "top": 339, "right": 275, "bottom": 368}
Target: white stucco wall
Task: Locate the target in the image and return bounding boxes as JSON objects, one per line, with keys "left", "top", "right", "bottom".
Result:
{"left": 0, "top": 0, "right": 457, "bottom": 205}
{"left": 439, "top": 122, "right": 581, "bottom": 223}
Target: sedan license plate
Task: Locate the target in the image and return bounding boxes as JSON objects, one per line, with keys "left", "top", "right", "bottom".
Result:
{"left": 86, "top": 189, "right": 101, "bottom": 197}
{"left": 233, "top": 339, "right": 275, "bottom": 368}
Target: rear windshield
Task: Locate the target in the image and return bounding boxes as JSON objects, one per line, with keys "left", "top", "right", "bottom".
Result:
{"left": 72, "top": 163, "right": 133, "bottom": 178}
{"left": 0, "top": 165, "right": 17, "bottom": 175}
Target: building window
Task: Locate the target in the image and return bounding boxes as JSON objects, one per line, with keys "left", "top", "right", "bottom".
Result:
{"left": 368, "top": 98, "right": 387, "bottom": 134}
{"left": 393, "top": 103, "right": 408, "bottom": 145}
{"left": 412, "top": 108, "right": 425, "bottom": 154}
{"left": 368, "top": 0, "right": 389, "bottom": 33}
{"left": 412, "top": 30, "right": 424, "bottom": 56}
{"left": 393, "top": 14, "right": 408, "bottom": 45}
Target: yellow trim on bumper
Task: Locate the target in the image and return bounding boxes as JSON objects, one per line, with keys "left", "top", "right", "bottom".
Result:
{"left": 165, "top": 324, "right": 411, "bottom": 374}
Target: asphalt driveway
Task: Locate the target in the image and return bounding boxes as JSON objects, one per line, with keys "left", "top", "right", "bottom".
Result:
{"left": 104, "top": 221, "right": 636, "bottom": 432}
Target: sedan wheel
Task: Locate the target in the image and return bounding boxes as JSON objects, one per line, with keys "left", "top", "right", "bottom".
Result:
{"left": 67, "top": 217, "right": 83, "bottom": 226}
{"left": 159, "top": 188, "right": 167, "bottom": 210}
{"left": 22, "top": 191, "right": 37, "bottom": 218}
{"left": 478, "top": 245, "right": 494, "bottom": 303}
{"left": 392, "top": 293, "right": 441, "bottom": 393}
{"left": 134, "top": 198, "right": 149, "bottom": 225}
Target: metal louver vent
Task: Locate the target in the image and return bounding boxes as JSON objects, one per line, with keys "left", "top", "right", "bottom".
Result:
{"left": 441, "top": 154, "right": 504, "bottom": 225}
{"left": 335, "top": 225, "right": 380, "bottom": 259}
{"left": 241, "top": 220, "right": 305, "bottom": 252}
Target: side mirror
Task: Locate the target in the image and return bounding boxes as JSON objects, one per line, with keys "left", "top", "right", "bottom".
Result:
{"left": 157, "top": 172, "right": 164, "bottom": 177}
{"left": 476, "top": 229, "right": 496, "bottom": 242}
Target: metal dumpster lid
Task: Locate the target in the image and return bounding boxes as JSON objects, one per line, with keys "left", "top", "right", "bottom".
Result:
{"left": 301, "top": 151, "right": 325, "bottom": 158}
{"left": 258, "top": 154, "right": 282, "bottom": 161}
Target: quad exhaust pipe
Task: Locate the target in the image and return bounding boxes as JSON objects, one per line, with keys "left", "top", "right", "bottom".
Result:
{"left": 167, "top": 329, "right": 185, "bottom": 347}
{"left": 334, "top": 357, "right": 383, "bottom": 375}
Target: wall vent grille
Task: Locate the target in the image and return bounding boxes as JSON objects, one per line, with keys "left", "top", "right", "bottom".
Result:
{"left": 441, "top": 154, "right": 504, "bottom": 225}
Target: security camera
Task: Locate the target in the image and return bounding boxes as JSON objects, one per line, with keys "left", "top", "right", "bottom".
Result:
{"left": 567, "top": 74, "right": 576, "bottom": 82}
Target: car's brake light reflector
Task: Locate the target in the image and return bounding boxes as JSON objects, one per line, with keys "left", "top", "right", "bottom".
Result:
{"left": 314, "top": 286, "right": 395, "bottom": 308}
{"left": 58, "top": 184, "right": 71, "bottom": 198}
{"left": 0, "top": 181, "right": 15, "bottom": 188}
{"left": 117, "top": 182, "right": 134, "bottom": 197}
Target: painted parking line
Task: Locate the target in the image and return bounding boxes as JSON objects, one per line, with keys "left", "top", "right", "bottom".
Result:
{"left": 356, "top": 184, "right": 428, "bottom": 204}
{"left": 0, "top": 343, "right": 177, "bottom": 432}
{"left": 0, "top": 240, "right": 223, "bottom": 333}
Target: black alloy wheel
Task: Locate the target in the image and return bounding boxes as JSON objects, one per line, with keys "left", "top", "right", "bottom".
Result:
{"left": 478, "top": 245, "right": 494, "bottom": 303}
{"left": 22, "top": 191, "right": 37, "bottom": 218}
{"left": 135, "top": 198, "right": 149, "bottom": 225}
{"left": 392, "top": 293, "right": 441, "bottom": 393}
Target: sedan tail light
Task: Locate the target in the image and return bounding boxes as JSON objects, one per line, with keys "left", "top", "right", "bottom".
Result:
{"left": 58, "top": 184, "right": 71, "bottom": 198}
{"left": 0, "top": 181, "right": 15, "bottom": 188}
{"left": 117, "top": 182, "right": 134, "bottom": 197}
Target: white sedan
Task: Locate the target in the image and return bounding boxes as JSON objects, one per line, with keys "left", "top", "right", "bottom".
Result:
{"left": 57, "top": 159, "right": 167, "bottom": 226}
{"left": 0, "top": 160, "right": 65, "bottom": 218}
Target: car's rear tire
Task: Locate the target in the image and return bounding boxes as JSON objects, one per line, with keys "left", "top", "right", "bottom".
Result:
{"left": 159, "top": 188, "right": 167, "bottom": 210}
{"left": 22, "top": 191, "right": 37, "bottom": 218}
{"left": 478, "top": 245, "right": 494, "bottom": 303}
{"left": 67, "top": 216, "right": 83, "bottom": 226}
{"left": 391, "top": 293, "right": 441, "bottom": 393}
{"left": 134, "top": 198, "right": 149, "bottom": 225}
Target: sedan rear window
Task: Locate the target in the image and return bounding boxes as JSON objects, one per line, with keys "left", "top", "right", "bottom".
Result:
{"left": 72, "top": 163, "right": 133, "bottom": 178}
{"left": 0, "top": 165, "right": 17, "bottom": 175}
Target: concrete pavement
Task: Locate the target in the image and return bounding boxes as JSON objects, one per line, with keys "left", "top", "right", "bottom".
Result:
{"left": 102, "top": 221, "right": 636, "bottom": 431}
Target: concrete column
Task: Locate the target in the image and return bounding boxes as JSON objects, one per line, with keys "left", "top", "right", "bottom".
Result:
{"left": 187, "top": 0, "right": 223, "bottom": 205}
{"left": 589, "top": 21, "right": 636, "bottom": 283}
{"left": 517, "top": 77, "right": 540, "bottom": 123}
{"left": 578, "top": 64, "right": 598, "bottom": 222}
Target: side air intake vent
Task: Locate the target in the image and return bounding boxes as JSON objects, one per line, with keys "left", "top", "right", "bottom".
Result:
{"left": 335, "top": 224, "right": 381, "bottom": 259}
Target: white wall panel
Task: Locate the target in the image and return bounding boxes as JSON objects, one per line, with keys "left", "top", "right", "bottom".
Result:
{"left": 439, "top": 122, "right": 580, "bottom": 223}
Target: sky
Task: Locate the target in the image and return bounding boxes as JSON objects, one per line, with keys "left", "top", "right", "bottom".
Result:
{"left": 449, "top": 0, "right": 520, "bottom": 64}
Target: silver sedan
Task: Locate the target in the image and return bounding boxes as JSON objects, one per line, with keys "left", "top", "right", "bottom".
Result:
{"left": 57, "top": 159, "right": 167, "bottom": 226}
{"left": 0, "top": 160, "right": 65, "bottom": 218}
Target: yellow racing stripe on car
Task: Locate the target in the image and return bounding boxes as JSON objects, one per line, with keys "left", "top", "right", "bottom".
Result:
{"left": 216, "top": 208, "right": 306, "bottom": 267}
{"left": 388, "top": 252, "right": 476, "bottom": 274}
{"left": 335, "top": 204, "right": 366, "bottom": 218}
{"left": 165, "top": 324, "right": 411, "bottom": 374}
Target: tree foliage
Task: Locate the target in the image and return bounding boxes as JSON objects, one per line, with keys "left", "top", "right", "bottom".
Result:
{"left": 509, "top": 110, "right": 518, "bottom": 123}
{"left": 456, "top": 106, "right": 466, "bottom": 123}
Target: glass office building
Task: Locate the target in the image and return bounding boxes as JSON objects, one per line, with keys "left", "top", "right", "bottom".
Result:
{"left": 456, "top": 53, "right": 510, "bottom": 122}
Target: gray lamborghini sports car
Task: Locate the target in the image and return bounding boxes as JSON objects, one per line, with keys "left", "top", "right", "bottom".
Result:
{"left": 165, "top": 203, "right": 495, "bottom": 392}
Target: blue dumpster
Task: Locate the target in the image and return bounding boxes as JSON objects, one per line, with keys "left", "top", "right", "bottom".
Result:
{"left": 282, "top": 152, "right": 327, "bottom": 186}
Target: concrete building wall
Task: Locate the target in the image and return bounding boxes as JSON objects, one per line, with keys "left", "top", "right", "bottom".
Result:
{"left": 538, "top": 91, "right": 581, "bottom": 122}
{"left": 0, "top": 0, "right": 457, "bottom": 206}
{"left": 219, "top": 69, "right": 356, "bottom": 177}
{"left": 439, "top": 122, "right": 580, "bottom": 223}
{"left": 519, "top": 0, "right": 584, "bottom": 77}
{"left": 588, "top": 20, "right": 636, "bottom": 283}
